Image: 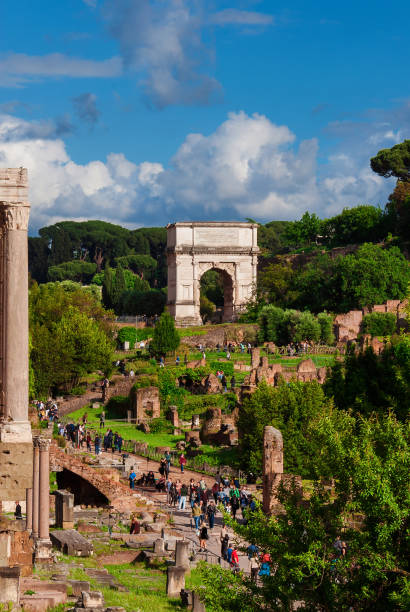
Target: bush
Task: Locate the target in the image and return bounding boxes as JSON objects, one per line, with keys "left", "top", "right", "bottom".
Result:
{"left": 362, "top": 312, "right": 397, "bottom": 337}
{"left": 210, "top": 361, "right": 234, "bottom": 377}
{"left": 132, "top": 375, "right": 158, "bottom": 389}
{"left": 117, "top": 326, "right": 138, "bottom": 348}
{"left": 317, "top": 312, "right": 335, "bottom": 345}
{"left": 149, "top": 418, "right": 173, "bottom": 434}
{"left": 294, "top": 311, "right": 321, "bottom": 343}
{"left": 105, "top": 395, "right": 130, "bottom": 418}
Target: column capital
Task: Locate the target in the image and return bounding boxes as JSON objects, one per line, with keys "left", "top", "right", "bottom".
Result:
{"left": 0, "top": 202, "right": 30, "bottom": 231}
{"left": 38, "top": 437, "right": 51, "bottom": 451}
{"left": 32, "top": 436, "right": 41, "bottom": 448}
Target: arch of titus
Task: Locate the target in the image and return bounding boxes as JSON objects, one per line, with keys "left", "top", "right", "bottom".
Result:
{"left": 167, "top": 222, "right": 259, "bottom": 325}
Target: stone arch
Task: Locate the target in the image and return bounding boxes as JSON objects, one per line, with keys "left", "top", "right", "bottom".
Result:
{"left": 56, "top": 468, "right": 109, "bottom": 506}
{"left": 167, "top": 222, "right": 259, "bottom": 326}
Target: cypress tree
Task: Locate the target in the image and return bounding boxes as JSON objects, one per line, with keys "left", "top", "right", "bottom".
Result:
{"left": 102, "top": 265, "right": 114, "bottom": 310}
{"left": 150, "top": 311, "right": 180, "bottom": 357}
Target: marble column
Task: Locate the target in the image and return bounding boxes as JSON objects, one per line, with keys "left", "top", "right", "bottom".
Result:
{"left": 35, "top": 437, "right": 52, "bottom": 561}
{"left": 0, "top": 168, "right": 32, "bottom": 504}
{"left": 38, "top": 438, "right": 50, "bottom": 540}
{"left": 31, "top": 437, "right": 40, "bottom": 539}
{"left": 25, "top": 487, "right": 32, "bottom": 533}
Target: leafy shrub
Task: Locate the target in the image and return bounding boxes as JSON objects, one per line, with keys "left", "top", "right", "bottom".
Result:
{"left": 149, "top": 418, "right": 173, "bottom": 434}
{"left": 70, "top": 385, "right": 87, "bottom": 396}
{"left": 317, "top": 312, "right": 335, "bottom": 344}
{"left": 117, "top": 326, "right": 138, "bottom": 348}
{"left": 362, "top": 312, "right": 397, "bottom": 337}
{"left": 179, "top": 365, "right": 211, "bottom": 384}
{"left": 105, "top": 395, "right": 130, "bottom": 418}
{"left": 132, "top": 375, "right": 158, "bottom": 389}
{"left": 210, "top": 361, "right": 234, "bottom": 377}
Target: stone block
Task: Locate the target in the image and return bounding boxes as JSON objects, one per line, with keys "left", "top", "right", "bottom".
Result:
{"left": 154, "top": 538, "right": 165, "bottom": 554}
{"left": 50, "top": 529, "right": 93, "bottom": 557}
{"left": 82, "top": 590, "right": 104, "bottom": 608}
{"left": 55, "top": 490, "right": 74, "bottom": 529}
{"left": 192, "top": 591, "right": 206, "bottom": 611}
{"left": 0, "top": 566, "right": 20, "bottom": 605}
{"left": 69, "top": 580, "right": 90, "bottom": 596}
{"left": 34, "top": 538, "right": 52, "bottom": 563}
{"left": 175, "top": 540, "right": 190, "bottom": 569}
{"left": 0, "top": 442, "right": 33, "bottom": 501}
{"left": 167, "top": 566, "right": 186, "bottom": 598}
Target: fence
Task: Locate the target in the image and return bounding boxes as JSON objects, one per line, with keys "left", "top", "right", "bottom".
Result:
{"left": 59, "top": 416, "right": 244, "bottom": 480}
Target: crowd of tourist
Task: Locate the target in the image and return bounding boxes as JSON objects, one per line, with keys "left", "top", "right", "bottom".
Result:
{"left": 33, "top": 399, "right": 59, "bottom": 422}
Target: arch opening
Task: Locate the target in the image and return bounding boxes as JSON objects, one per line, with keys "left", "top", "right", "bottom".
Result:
{"left": 56, "top": 468, "right": 109, "bottom": 507}
{"left": 199, "top": 267, "right": 234, "bottom": 323}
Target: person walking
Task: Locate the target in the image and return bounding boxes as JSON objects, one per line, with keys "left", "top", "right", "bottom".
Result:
{"left": 250, "top": 555, "right": 259, "bottom": 582}
{"left": 220, "top": 524, "right": 229, "bottom": 557}
{"left": 99, "top": 410, "right": 105, "bottom": 429}
{"left": 221, "top": 374, "right": 227, "bottom": 393}
{"left": 179, "top": 453, "right": 187, "bottom": 473}
{"left": 129, "top": 470, "right": 136, "bottom": 489}
{"left": 199, "top": 521, "right": 208, "bottom": 551}
{"left": 179, "top": 483, "right": 188, "bottom": 510}
{"left": 207, "top": 500, "right": 216, "bottom": 530}
{"left": 165, "top": 450, "right": 172, "bottom": 474}
{"left": 192, "top": 502, "right": 201, "bottom": 531}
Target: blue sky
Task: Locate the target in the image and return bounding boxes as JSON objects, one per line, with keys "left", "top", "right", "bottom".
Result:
{"left": 1, "top": 0, "right": 409, "bottom": 233}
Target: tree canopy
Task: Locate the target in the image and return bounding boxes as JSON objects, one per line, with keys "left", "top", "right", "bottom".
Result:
{"left": 370, "top": 139, "right": 410, "bottom": 182}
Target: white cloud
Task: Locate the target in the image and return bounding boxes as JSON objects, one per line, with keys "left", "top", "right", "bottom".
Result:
{"left": 209, "top": 9, "right": 273, "bottom": 26}
{"left": 103, "top": 0, "right": 221, "bottom": 108}
{"left": 0, "top": 53, "right": 122, "bottom": 88}
{"left": 0, "top": 107, "right": 406, "bottom": 232}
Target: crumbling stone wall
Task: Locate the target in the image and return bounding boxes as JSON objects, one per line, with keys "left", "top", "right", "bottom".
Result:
{"left": 130, "top": 386, "right": 160, "bottom": 423}
{"left": 334, "top": 299, "right": 407, "bottom": 342}
{"left": 49, "top": 443, "right": 136, "bottom": 508}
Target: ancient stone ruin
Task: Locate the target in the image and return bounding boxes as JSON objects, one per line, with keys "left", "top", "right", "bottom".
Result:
{"left": 262, "top": 425, "right": 302, "bottom": 515}
{"left": 131, "top": 386, "right": 160, "bottom": 424}
{"left": 0, "top": 168, "right": 33, "bottom": 508}
{"left": 167, "top": 222, "right": 259, "bottom": 325}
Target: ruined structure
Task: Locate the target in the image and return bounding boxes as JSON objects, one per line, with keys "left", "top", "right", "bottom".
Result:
{"left": 262, "top": 426, "right": 284, "bottom": 514}
{"left": 131, "top": 386, "right": 160, "bottom": 423}
{"left": 167, "top": 222, "right": 259, "bottom": 325}
{"left": 243, "top": 357, "right": 327, "bottom": 388}
{"left": 334, "top": 299, "right": 408, "bottom": 342}
{"left": 0, "top": 168, "right": 32, "bottom": 505}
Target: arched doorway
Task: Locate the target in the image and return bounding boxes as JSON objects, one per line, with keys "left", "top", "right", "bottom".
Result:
{"left": 199, "top": 267, "right": 234, "bottom": 323}
{"left": 56, "top": 469, "right": 109, "bottom": 506}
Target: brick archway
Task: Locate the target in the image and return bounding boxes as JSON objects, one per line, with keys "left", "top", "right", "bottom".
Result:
{"left": 167, "top": 222, "right": 259, "bottom": 326}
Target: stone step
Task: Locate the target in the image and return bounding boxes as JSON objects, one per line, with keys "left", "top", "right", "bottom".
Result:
{"left": 20, "top": 591, "right": 67, "bottom": 611}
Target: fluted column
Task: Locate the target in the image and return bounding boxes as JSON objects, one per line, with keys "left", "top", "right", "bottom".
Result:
{"left": 32, "top": 437, "right": 40, "bottom": 538}
{"left": 38, "top": 438, "right": 50, "bottom": 540}
{"left": 0, "top": 169, "right": 31, "bottom": 438}
{"left": 25, "top": 487, "right": 32, "bottom": 533}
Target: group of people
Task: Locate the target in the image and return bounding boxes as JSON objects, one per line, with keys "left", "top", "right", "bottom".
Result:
{"left": 285, "top": 341, "right": 312, "bottom": 356}
{"left": 60, "top": 421, "right": 123, "bottom": 455}
{"left": 33, "top": 399, "right": 58, "bottom": 422}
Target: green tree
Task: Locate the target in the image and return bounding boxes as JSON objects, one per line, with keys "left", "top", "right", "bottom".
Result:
{"left": 284, "top": 211, "right": 323, "bottom": 246}
{"left": 296, "top": 244, "right": 410, "bottom": 312}
{"left": 197, "top": 411, "right": 410, "bottom": 611}
{"left": 324, "top": 340, "right": 410, "bottom": 422}
{"left": 117, "top": 326, "right": 138, "bottom": 348}
{"left": 362, "top": 312, "right": 397, "bottom": 337}
{"left": 47, "top": 260, "right": 97, "bottom": 283}
{"left": 102, "top": 265, "right": 114, "bottom": 309}
{"left": 322, "top": 205, "right": 386, "bottom": 246}
{"left": 370, "top": 139, "right": 410, "bottom": 182}
{"left": 112, "top": 266, "right": 126, "bottom": 313}
{"left": 150, "top": 311, "right": 180, "bottom": 357}
{"left": 238, "top": 380, "right": 331, "bottom": 476}
{"left": 294, "top": 310, "right": 321, "bottom": 343}
{"left": 317, "top": 311, "right": 335, "bottom": 344}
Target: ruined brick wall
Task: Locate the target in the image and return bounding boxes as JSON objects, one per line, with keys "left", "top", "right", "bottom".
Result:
{"left": 131, "top": 386, "right": 160, "bottom": 422}
{"left": 49, "top": 443, "right": 135, "bottom": 506}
